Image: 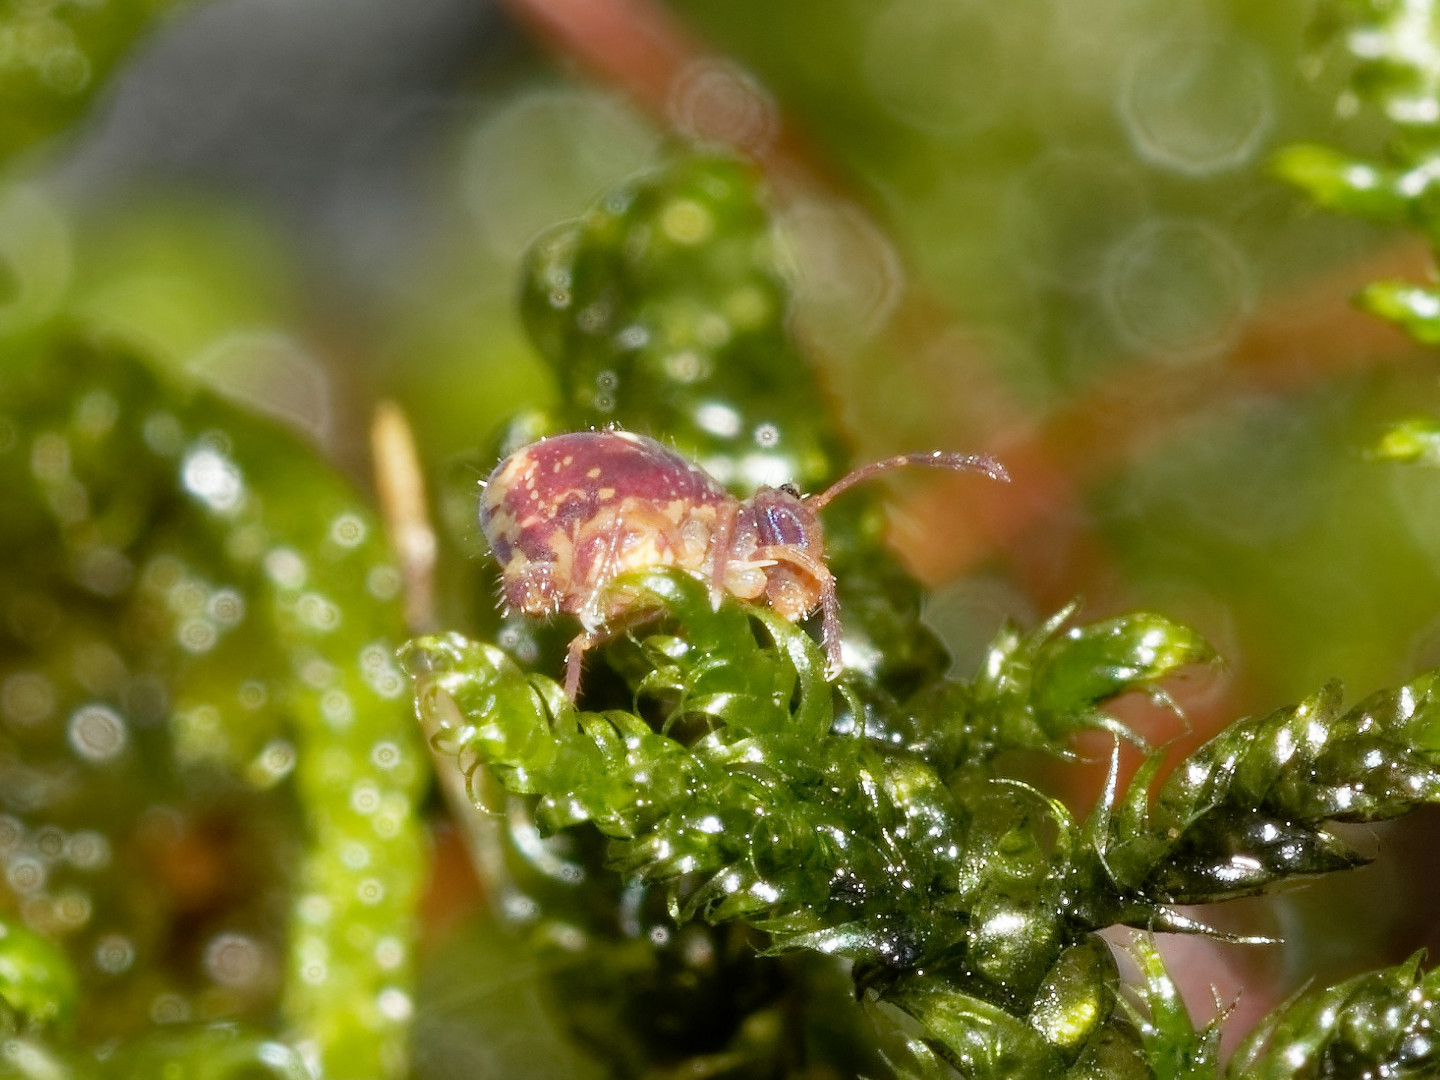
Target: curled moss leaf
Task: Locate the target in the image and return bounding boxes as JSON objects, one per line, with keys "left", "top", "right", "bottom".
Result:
{"left": 882, "top": 977, "right": 1062, "bottom": 1079}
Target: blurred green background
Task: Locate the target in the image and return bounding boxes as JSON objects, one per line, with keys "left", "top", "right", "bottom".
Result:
{"left": 5, "top": 0, "right": 1440, "bottom": 1074}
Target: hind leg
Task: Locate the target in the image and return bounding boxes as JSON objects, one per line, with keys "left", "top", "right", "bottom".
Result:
{"left": 562, "top": 607, "right": 668, "bottom": 701}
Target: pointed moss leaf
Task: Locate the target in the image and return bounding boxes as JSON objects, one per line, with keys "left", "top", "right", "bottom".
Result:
{"left": 1373, "top": 415, "right": 1440, "bottom": 464}
{"left": 1230, "top": 954, "right": 1440, "bottom": 1079}
{"left": 930, "top": 607, "right": 1209, "bottom": 776}
{"left": 1359, "top": 280, "right": 1440, "bottom": 344}
{"left": 886, "top": 977, "right": 1065, "bottom": 1080}
{"left": 1031, "top": 613, "right": 1213, "bottom": 738}
{"left": 1270, "top": 145, "right": 1410, "bottom": 222}
{"left": 1082, "top": 670, "right": 1440, "bottom": 913}
{"left": 1086, "top": 748, "right": 1168, "bottom": 894}
{"left": 1142, "top": 807, "right": 1366, "bottom": 903}
{"left": 1120, "top": 934, "right": 1222, "bottom": 1080}
{"left": 0, "top": 919, "right": 77, "bottom": 1032}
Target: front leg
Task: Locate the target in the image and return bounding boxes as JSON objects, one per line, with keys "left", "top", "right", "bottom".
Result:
{"left": 757, "top": 545, "right": 843, "bottom": 678}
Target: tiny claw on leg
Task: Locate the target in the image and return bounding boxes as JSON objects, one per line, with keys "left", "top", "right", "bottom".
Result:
{"left": 564, "top": 631, "right": 599, "bottom": 701}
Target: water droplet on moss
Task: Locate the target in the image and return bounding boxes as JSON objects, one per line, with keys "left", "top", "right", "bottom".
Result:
{"left": 1121, "top": 35, "right": 1272, "bottom": 177}
{"left": 63, "top": 830, "right": 108, "bottom": 870}
{"left": 67, "top": 703, "right": 127, "bottom": 762}
{"left": 376, "top": 987, "right": 412, "bottom": 1021}
{"left": 181, "top": 445, "right": 245, "bottom": 514}
{"left": 2, "top": 672, "right": 54, "bottom": 726}
{"left": 329, "top": 513, "right": 367, "bottom": 548}
{"left": 6, "top": 854, "right": 45, "bottom": 894}
{"left": 204, "top": 931, "right": 264, "bottom": 988}
{"left": 93, "top": 933, "right": 135, "bottom": 974}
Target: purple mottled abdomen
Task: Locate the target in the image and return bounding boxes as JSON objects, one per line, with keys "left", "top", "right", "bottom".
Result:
{"left": 479, "top": 430, "right": 732, "bottom": 620}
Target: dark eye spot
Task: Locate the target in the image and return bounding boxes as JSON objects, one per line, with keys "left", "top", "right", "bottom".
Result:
{"left": 780, "top": 483, "right": 800, "bottom": 498}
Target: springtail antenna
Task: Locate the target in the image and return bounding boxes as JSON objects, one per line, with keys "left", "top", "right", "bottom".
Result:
{"left": 808, "top": 451, "right": 1009, "bottom": 511}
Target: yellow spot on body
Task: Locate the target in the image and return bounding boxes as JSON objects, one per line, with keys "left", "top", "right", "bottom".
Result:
{"left": 598, "top": 487, "right": 616, "bottom": 500}
{"left": 586, "top": 467, "right": 602, "bottom": 479}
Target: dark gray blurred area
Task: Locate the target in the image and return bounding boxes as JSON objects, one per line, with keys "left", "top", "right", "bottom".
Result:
{"left": 53, "top": 0, "right": 518, "bottom": 296}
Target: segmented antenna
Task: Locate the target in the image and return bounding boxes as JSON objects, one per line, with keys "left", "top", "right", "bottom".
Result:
{"left": 809, "top": 451, "right": 1009, "bottom": 510}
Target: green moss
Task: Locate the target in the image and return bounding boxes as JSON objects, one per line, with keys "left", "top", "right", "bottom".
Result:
{"left": 0, "top": 268, "right": 425, "bottom": 1077}
{"left": 416, "top": 155, "right": 1440, "bottom": 1078}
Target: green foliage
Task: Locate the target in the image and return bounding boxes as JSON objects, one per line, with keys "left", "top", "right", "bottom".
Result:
{"left": 1275, "top": 0, "right": 1440, "bottom": 455}
{"left": 420, "top": 154, "right": 1440, "bottom": 1079}
{"left": 911, "top": 605, "right": 1212, "bottom": 780}
{"left": 1232, "top": 952, "right": 1440, "bottom": 1078}
{"left": 520, "top": 156, "right": 843, "bottom": 493}
{"left": 1077, "top": 671, "right": 1440, "bottom": 924}
{"left": 0, "top": 915, "right": 77, "bottom": 1032}
{"left": 0, "top": 0, "right": 187, "bottom": 163}
{"left": 2, "top": 2, "right": 1440, "bottom": 1073}
{"left": 0, "top": 209, "right": 425, "bottom": 1075}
